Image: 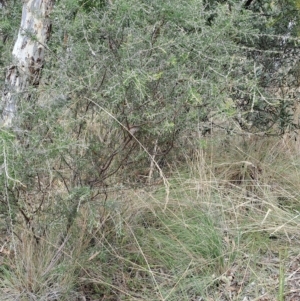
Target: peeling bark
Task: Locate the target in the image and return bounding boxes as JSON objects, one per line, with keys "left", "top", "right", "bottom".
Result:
{"left": 1, "top": 0, "right": 53, "bottom": 127}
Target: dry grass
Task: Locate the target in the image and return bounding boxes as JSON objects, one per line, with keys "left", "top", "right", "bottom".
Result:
{"left": 1, "top": 133, "right": 300, "bottom": 300}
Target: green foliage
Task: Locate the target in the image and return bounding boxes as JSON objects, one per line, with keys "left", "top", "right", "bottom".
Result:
{"left": 2, "top": 1, "right": 300, "bottom": 300}
{"left": 1, "top": 0, "right": 298, "bottom": 228}
{"left": 0, "top": 1, "right": 22, "bottom": 67}
{"left": 46, "top": 0, "right": 264, "bottom": 172}
{"left": 78, "top": 0, "right": 107, "bottom": 11}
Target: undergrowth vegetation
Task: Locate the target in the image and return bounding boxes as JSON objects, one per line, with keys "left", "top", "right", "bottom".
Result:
{"left": 1, "top": 133, "right": 300, "bottom": 300}
{"left": 1, "top": 0, "right": 300, "bottom": 300}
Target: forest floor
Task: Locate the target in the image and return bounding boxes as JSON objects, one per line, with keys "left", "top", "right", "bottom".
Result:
{"left": 1, "top": 134, "right": 300, "bottom": 301}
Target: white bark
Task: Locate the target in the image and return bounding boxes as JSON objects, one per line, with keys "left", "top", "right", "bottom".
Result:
{"left": 1, "top": 0, "right": 53, "bottom": 127}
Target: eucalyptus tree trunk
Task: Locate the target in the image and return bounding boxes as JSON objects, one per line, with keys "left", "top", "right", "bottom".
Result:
{"left": 1, "top": 0, "right": 53, "bottom": 127}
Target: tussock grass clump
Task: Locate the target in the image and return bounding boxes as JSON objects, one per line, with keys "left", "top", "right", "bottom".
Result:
{"left": 1, "top": 134, "right": 300, "bottom": 300}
